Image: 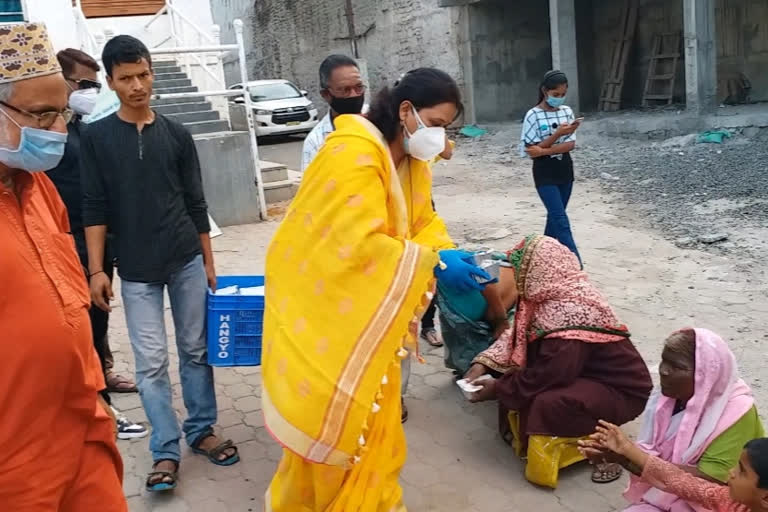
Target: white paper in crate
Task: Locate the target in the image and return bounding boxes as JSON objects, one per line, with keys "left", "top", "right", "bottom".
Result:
{"left": 214, "top": 285, "right": 265, "bottom": 296}
{"left": 239, "top": 286, "right": 265, "bottom": 295}
{"left": 215, "top": 285, "right": 239, "bottom": 295}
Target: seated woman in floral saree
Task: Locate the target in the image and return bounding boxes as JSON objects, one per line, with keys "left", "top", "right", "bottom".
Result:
{"left": 465, "top": 235, "right": 653, "bottom": 488}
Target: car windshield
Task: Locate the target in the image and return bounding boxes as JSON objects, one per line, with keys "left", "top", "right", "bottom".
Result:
{"left": 248, "top": 83, "right": 301, "bottom": 101}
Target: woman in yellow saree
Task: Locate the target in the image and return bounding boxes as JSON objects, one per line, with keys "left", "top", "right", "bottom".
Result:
{"left": 261, "top": 68, "right": 490, "bottom": 511}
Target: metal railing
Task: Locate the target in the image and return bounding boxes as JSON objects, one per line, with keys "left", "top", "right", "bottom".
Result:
{"left": 148, "top": 20, "right": 267, "bottom": 220}
{"left": 145, "top": 0, "right": 224, "bottom": 89}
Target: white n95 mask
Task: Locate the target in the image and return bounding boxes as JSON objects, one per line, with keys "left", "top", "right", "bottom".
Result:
{"left": 404, "top": 107, "right": 446, "bottom": 162}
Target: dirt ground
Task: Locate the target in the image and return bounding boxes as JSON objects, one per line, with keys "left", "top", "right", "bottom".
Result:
{"left": 112, "top": 132, "right": 768, "bottom": 511}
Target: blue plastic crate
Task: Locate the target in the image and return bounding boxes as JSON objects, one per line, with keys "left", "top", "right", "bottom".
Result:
{"left": 207, "top": 276, "right": 264, "bottom": 366}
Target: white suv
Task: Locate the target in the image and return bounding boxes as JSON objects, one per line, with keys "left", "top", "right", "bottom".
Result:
{"left": 230, "top": 79, "right": 319, "bottom": 137}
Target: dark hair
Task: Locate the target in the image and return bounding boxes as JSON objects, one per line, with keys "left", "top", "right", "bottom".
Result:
{"left": 101, "top": 35, "right": 152, "bottom": 77}
{"left": 745, "top": 438, "right": 768, "bottom": 489}
{"left": 664, "top": 328, "right": 697, "bottom": 365}
{"left": 367, "top": 68, "right": 463, "bottom": 142}
{"left": 57, "top": 48, "right": 100, "bottom": 77}
{"left": 538, "top": 69, "right": 568, "bottom": 104}
{"left": 319, "top": 54, "right": 359, "bottom": 90}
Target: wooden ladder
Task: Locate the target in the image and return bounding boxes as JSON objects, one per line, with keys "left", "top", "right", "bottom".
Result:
{"left": 598, "top": 0, "right": 639, "bottom": 112}
{"left": 642, "top": 32, "right": 682, "bottom": 106}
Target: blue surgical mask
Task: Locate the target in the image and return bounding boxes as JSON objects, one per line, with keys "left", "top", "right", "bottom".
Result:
{"left": 0, "top": 111, "right": 67, "bottom": 172}
{"left": 546, "top": 95, "right": 566, "bottom": 108}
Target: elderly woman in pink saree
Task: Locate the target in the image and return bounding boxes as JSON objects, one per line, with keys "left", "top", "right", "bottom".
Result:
{"left": 593, "top": 328, "right": 764, "bottom": 512}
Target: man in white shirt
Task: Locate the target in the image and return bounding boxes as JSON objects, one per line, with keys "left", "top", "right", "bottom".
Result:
{"left": 300, "top": 54, "right": 366, "bottom": 171}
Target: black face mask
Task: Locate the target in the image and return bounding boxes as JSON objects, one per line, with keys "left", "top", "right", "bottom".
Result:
{"left": 329, "top": 94, "right": 365, "bottom": 115}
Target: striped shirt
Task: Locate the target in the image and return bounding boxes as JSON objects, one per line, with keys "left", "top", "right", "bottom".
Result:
{"left": 520, "top": 105, "right": 576, "bottom": 159}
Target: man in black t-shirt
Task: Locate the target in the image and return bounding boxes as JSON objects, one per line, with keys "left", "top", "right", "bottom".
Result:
{"left": 82, "top": 36, "right": 238, "bottom": 492}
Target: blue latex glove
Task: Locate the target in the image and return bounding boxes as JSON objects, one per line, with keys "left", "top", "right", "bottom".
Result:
{"left": 435, "top": 249, "right": 492, "bottom": 293}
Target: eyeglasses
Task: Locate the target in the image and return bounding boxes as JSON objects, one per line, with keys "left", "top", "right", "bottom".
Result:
{"left": 326, "top": 84, "right": 366, "bottom": 97}
{"left": 0, "top": 101, "right": 74, "bottom": 129}
{"left": 68, "top": 77, "right": 102, "bottom": 91}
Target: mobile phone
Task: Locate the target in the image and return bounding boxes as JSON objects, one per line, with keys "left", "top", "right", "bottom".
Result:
{"left": 574, "top": 117, "right": 585, "bottom": 123}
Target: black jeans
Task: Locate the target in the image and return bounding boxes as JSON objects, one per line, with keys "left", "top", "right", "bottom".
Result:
{"left": 77, "top": 234, "right": 114, "bottom": 406}
{"left": 90, "top": 277, "right": 112, "bottom": 405}
{"left": 421, "top": 299, "right": 437, "bottom": 331}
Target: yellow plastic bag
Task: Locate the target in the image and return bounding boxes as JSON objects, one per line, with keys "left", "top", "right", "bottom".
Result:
{"left": 507, "top": 411, "right": 587, "bottom": 489}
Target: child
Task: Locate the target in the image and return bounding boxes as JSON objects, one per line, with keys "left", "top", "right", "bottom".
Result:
{"left": 521, "top": 70, "right": 582, "bottom": 265}
{"left": 580, "top": 421, "right": 768, "bottom": 512}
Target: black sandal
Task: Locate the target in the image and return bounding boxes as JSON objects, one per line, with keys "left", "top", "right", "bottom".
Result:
{"left": 191, "top": 431, "right": 240, "bottom": 466}
{"left": 401, "top": 398, "right": 408, "bottom": 423}
{"left": 146, "top": 459, "right": 179, "bottom": 492}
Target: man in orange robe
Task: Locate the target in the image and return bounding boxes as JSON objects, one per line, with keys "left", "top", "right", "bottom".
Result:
{"left": 0, "top": 22, "right": 126, "bottom": 511}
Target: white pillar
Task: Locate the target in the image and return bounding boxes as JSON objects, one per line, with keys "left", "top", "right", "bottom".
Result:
{"left": 683, "top": 0, "right": 717, "bottom": 112}
{"left": 210, "top": 24, "right": 229, "bottom": 120}
{"left": 549, "top": 0, "right": 580, "bottom": 112}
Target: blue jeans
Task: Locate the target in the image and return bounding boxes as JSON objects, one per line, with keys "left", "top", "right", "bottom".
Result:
{"left": 121, "top": 254, "right": 217, "bottom": 462}
{"left": 536, "top": 183, "right": 582, "bottom": 265}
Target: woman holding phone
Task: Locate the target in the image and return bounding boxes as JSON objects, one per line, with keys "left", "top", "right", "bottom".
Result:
{"left": 521, "top": 70, "right": 583, "bottom": 266}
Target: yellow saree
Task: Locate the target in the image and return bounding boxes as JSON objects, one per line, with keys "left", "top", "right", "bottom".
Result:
{"left": 262, "top": 114, "right": 453, "bottom": 511}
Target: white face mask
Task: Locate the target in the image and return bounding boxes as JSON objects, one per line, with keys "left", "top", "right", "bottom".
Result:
{"left": 69, "top": 88, "right": 99, "bottom": 116}
{"left": 403, "top": 106, "right": 446, "bottom": 162}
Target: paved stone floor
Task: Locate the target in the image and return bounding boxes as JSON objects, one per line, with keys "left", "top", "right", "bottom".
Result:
{"left": 112, "top": 148, "right": 768, "bottom": 511}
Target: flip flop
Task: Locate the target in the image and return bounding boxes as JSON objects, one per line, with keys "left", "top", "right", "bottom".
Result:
{"left": 106, "top": 372, "right": 138, "bottom": 393}
{"left": 421, "top": 328, "right": 443, "bottom": 347}
{"left": 146, "top": 459, "right": 179, "bottom": 492}
{"left": 591, "top": 462, "right": 623, "bottom": 484}
{"left": 191, "top": 432, "right": 240, "bottom": 466}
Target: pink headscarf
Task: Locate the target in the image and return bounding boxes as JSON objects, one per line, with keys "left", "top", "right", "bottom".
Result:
{"left": 473, "top": 235, "right": 628, "bottom": 373}
{"left": 624, "top": 328, "right": 754, "bottom": 511}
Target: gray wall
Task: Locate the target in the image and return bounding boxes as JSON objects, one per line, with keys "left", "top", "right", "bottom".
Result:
{"left": 576, "top": 0, "right": 598, "bottom": 112}
{"left": 195, "top": 132, "right": 261, "bottom": 226}
{"left": 585, "top": 0, "right": 768, "bottom": 109}
{"left": 468, "top": 0, "right": 552, "bottom": 122}
{"left": 716, "top": 0, "right": 768, "bottom": 103}
{"left": 209, "top": 0, "right": 259, "bottom": 86}
{"left": 588, "top": 0, "right": 686, "bottom": 109}
{"left": 212, "top": 0, "right": 466, "bottom": 117}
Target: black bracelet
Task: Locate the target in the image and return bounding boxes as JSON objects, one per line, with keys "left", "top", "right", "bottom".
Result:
{"left": 89, "top": 270, "right": 106, "bottom": 279}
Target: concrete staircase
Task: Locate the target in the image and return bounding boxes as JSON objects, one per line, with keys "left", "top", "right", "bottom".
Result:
{"left": 151, "top": 60, "right": 297, "bottom": 209}
{"left": 261, "top": 161, "right": 300, "bottom": 203}
{"left": 152, "top": 60, "right": 229, "bottom": 135}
